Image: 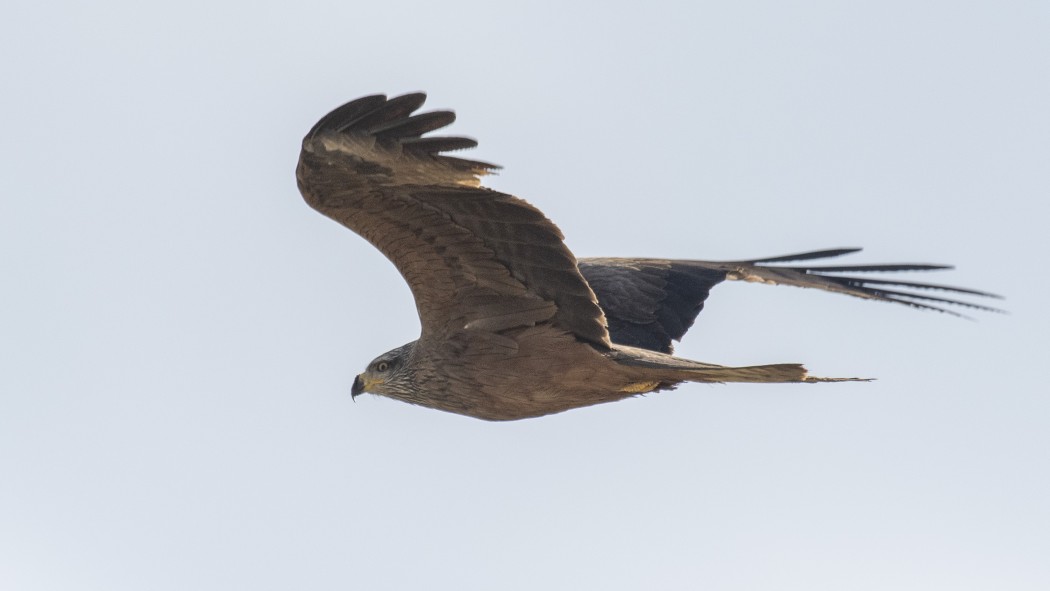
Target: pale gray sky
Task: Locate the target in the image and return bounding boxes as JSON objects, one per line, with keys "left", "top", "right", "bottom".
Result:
{"left": 2, "top": 1, "right": 1048, "bottom": 589}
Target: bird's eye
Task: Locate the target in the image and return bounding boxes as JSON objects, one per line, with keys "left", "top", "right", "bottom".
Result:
{"left": 376, "top": 362, "right": 389, "bottom": 372}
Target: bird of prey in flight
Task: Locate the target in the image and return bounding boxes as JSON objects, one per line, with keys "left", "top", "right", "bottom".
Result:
{"left": 296, "top": 92, "right": 999, "bottom": 421}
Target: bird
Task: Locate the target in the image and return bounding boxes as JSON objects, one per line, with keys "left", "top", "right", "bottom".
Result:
{"left": 295, "top": 92, "right": 1000, "bottom": 421}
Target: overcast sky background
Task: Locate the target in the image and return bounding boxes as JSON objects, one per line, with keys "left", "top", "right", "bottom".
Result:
{"left": 2, "top": 1, "right": 1048, "bottom": 589}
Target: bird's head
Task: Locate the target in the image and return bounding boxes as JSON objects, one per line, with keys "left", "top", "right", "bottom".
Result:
{"left": 351, "top": 342, "right": 418, "bottom": 401}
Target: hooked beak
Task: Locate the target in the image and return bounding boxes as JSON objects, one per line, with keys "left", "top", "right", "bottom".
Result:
{"left": 351, "top": 374, "right": 365, "bottom": 399}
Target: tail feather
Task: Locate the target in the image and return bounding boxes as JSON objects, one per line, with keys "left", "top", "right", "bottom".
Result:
{"left": 609, "top": 344, "right": 870, "bottom": 384}
{"left": 661, "top": 363, "right": 870, "bottom": 384}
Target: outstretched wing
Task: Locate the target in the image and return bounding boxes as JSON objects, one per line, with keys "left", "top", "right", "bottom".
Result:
{"left": 580, "top": 248, "right": 1002, "bottom": 353}
{"left": 296, "top": 93, "right": 609, "bottom": 347}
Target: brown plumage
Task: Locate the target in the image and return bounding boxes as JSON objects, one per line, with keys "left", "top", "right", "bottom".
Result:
{"left": 296, "top": 92, "right": 1001, "bottom": 421}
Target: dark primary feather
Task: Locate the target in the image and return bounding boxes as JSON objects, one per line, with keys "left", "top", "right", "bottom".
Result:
{"left": 338, "top": 93, "right": 427, "bottom": 133}
{"left": 305, "top": 94, "right": 388, "bottom": 137}
{"left": 582, "top": 249, "right": 1003, "bottom": 353}
{"left": 401, "top": 136, "right": 479, "bottom": 154}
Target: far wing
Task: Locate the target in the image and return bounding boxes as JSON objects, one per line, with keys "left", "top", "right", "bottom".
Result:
{"left": 577, "top": 259, "right": 724, "bottom": 353}
{"left": 580, "top": 248, "right": 1002, "bottom": 353}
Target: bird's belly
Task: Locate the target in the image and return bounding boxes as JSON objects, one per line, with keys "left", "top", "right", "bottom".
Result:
{"left": 462, "top": 350, "right": 644, "bottom": 420}
{"left": 423, "top": 326, "right": 651, "bottom": 420}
